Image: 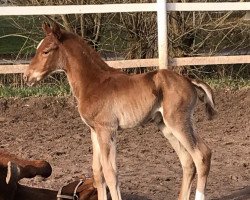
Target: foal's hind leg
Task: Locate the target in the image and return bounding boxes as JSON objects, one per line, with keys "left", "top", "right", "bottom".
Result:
{"left": 162, "top": 114, "right": 211, "bottom": 200}
{"left": 158, "top": 122, "right": 196, "bottom": 200}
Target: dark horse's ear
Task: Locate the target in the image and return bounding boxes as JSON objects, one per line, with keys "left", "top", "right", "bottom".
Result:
{"left": 51, "top": 22, "right": 62, "bottom": 40}
{"left": 42, "top": 22, "right": 52, "bottom": 35}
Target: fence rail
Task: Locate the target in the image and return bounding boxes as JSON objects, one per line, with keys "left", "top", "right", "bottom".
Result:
{"left": 1, "top": 55, "right": 249, "bottom": 74}
{"left": 0, "top": 2, "right": 250, "bottom": 74}
{"left": 1, "top": 2, "right": 250, "bottom": 15}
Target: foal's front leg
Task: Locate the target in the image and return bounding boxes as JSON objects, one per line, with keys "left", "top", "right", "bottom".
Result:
{"left": 96, "top": 128, "right": 122, "bottom": 200}
{"left": 91, "top": 129, "right": 107, "bottom": 200}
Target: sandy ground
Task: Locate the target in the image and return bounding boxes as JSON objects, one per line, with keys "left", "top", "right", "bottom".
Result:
{"left": 0, "top": 89, "right": 249, "bottom": 200}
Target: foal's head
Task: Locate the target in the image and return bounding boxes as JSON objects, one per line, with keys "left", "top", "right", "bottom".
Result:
{"left": 24, "top": 22, "right": 63, "bottom": 86}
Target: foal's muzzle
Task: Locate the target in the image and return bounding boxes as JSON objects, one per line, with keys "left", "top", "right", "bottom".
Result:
{"left": 23, "top": 74, "right": 28, "bottom": 82}
{"left": 23, "top": 74, "right": 36, "bottom": 86}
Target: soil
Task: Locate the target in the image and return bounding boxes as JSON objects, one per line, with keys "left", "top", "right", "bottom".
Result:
{"left": 0, "top": 89, "right": 249, "bottom": 200}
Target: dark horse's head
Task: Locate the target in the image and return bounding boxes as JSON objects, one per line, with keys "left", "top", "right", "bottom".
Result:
{"left": 23, "top": 22, "right": 63, "bottom": 86}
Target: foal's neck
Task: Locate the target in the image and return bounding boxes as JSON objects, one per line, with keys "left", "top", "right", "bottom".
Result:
{"left": 62, "top": 34, "right": 117, "bottom": 101}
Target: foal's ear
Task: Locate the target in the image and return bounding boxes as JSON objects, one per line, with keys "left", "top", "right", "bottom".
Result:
{"left": 51, "top": 22, "right": 62, "bottom": 40}
{"left": 42, "top": 22, "right": 52, "bottom": 35}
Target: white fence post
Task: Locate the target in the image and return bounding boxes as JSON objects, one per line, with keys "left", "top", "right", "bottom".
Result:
{"left": 157, "top": 0, "right": 168, "bottom": 69}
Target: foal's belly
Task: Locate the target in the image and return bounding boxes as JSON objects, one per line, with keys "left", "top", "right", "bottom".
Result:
{"left": 115, "top": 97, "right": 159, "bottom": 129}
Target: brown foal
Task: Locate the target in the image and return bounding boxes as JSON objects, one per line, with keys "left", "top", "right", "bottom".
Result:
{"left": 24, "top": 22, "right": 216, "bottom": 200}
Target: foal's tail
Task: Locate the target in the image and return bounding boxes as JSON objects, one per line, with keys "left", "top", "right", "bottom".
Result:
{"left": 190, "top": 79, "right": 217, "bottom": 120}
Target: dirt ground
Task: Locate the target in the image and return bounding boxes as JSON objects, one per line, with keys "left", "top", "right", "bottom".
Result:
{"left": 0, "top": 89, "right": 249, "bottom": 200}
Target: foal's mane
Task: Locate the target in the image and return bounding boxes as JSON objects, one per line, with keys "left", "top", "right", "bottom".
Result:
{"left": 61, "top": 31, "right": 118, "bottom": 73}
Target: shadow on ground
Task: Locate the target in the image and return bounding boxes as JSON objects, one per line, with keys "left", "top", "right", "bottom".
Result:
{"left": 108, "top": 191, "right": 152, "bottom": 200}
{"left": 122, "top": 193, "right": 152, "bottom": 200}
{"left": 107, "top": 193, "right": 152, "bottom": 200}
{"left": 212, "top": 186, "right": 250, "bottom": 200}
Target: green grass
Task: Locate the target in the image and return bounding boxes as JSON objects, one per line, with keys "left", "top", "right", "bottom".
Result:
{"left": 204, "top": 77, "right": 250, "bottom": 90}
{"left": 0, "top": 84, "right": 71, "bottom": 98}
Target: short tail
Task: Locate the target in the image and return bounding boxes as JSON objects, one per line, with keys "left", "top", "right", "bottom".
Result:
{"left": 190, "top": 79, "right": 217, "bottom": 120}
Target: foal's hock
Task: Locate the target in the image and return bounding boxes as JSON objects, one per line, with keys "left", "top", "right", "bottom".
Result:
{"left": 24, "top": 22, "right": 216, "bottom": 200}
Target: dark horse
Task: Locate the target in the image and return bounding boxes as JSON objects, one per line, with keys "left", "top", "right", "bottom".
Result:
{"left": 0, "top": 151, "right": 97, "bottom": 200}
{"left": 24, "top": 22, "right": 216, "bottom": 200}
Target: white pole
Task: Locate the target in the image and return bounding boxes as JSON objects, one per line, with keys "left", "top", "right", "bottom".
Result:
{"left": 157, "top": 0, "right": 168, "bottom": 69}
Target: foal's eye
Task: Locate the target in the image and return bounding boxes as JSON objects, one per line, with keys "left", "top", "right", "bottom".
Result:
{"left": 43, "top": 51, "right": 50, "bottom": 55}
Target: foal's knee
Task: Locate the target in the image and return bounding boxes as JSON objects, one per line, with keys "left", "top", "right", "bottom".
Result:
{"left": 183, "top": 161, "right": 196, "bottom": 178}
{"left": 92, "top": 167, "right": 104, "bottom": 188}
{"left": 102, "top": 163, "right": 118, "bottom": 184}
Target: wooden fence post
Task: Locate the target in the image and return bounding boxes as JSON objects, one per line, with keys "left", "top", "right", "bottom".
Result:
{"left": 157, "top": 0, "right": 168, "bottom": 69}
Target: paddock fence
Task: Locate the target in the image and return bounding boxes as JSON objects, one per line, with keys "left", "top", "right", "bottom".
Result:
{"left": 0, "top": 1, "right": 250, "bottom": 74}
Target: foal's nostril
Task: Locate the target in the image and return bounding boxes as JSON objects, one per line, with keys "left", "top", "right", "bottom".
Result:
{"left": 23, "top": 74, "right": 28, "bottom": 82}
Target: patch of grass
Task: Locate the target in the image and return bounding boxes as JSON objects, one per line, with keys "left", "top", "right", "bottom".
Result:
{"left": 204, "top": 77, "right": 250, "bottom": 90}
{"left": 0, "top": 84, "right": 70, "bottom": 98}
{"left": 0, "top": 77, "right": 249, "bottom": 98}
